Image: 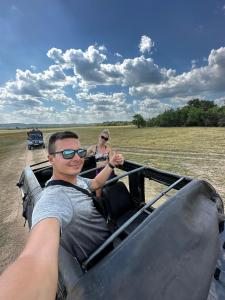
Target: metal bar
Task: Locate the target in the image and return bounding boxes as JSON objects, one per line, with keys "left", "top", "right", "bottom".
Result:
{"left": 143, "top": 209, "right": 152, "bottom": 215}
{"left": 79, "top": 166, "right": 100, "bottom": 176}
{"left": 82, "top": 176, "right": 184, "bottom": 268}
{"left": 30, "top": 160, "right": 49, "bottom": 167}
{"left": 93, "top": 166, "right": 146, "bottom": 192}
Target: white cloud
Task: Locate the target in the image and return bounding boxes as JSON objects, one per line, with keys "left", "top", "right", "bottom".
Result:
{"left": 130, "top": 47, "right": 225, "bottom": 100}
{"left": 47, "top": 44, "right": 173, "bottom": 88}
{"left": 115, "top": 52, "right": 122, "bottom": 58}
{"left": 0, "top": 105, "right": 56, "bottom": 123}
{"left": 41, "top": 89, "right": 74, "bottom": 105}
{"left": 47, "top": 48, "right": 64, "bottom": 64}
{"left": 139, "top": 35, "right": 154, "bottom": 54}
{"left": 137, "top": 98, "right": 171, "bottom": 118}
{"left": 47, "top": 46, "right": 172, "bottom": 87}
{"left": 30, "top": 65, "right": 37, "bottom": 71}
{"left": 191, "top": 59, "right": 198, "bottom": 69}
{"left": 1, "top": 37, "right": 225, "bottom": 124}
{"left": 75, "top": 92, "right": 133, "bottom": 122}
{"left": 101, "top": 56, "right": 174, "bottom": 86}
{"left": 99, "top": 45, "right": 107, "bottom": 52}
{"left": 48, "top": 45, "right": 107, "bottom": 84}
{"left": 77, "top": 91, "right": 126, "bottom": 105}
{"left": 214, "top": 97, "right": 225, "bottom": 107}
{"left": 0, "top": 65, "right": 75, "bottom": 104}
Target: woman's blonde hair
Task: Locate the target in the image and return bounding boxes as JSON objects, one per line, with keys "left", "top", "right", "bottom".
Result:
{"left": 100, "top": 128, "right": 110, "bottom": 138}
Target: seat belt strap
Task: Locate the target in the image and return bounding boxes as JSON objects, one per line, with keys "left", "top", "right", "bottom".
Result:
{"left": 46, "top": 179, "right": 106, "bottom": 218}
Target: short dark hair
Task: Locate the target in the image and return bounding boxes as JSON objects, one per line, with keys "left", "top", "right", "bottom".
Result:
{"left": 48, "top": 131, "right": 79, "bottom": 154}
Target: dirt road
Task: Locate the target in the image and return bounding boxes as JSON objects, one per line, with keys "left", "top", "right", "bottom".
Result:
{"left": 0, "top": 141, "right": 47, "bottom": 274}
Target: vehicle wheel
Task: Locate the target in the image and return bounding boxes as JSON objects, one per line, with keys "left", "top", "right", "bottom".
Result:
{"left": 28, "top": 146, "right": 31, "bottom": 150}
{"left": 43, "top": 144, "right": 45, "bottom": 148}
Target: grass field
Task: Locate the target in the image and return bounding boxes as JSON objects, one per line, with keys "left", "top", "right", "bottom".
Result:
{"left": 0, "top": 130, "right": 27, "bottom": 160}
{"left": 44, "top": 126, "right": 225, "bottom": 153}
{"left": 0, "top": 126, "right": 225, "bottom": 199}
{"left": 0, "top": 126, "right": 225, "bottom": 272}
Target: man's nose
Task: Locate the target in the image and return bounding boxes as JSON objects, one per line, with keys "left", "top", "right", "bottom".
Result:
{"left": 72, "top": 153, "right": 81, "bottom": 160}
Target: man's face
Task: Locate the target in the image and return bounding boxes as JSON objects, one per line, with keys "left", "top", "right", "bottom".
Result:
{"left": 48, "top": 138, "right": 84, "bottom": 178}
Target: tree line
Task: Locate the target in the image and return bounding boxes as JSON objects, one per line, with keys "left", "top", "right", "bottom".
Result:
{"left": 132, "top": 99, "right": 225, "bottom": 128}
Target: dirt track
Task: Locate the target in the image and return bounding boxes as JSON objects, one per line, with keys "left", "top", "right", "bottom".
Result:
{"left": 0, "top": 142, "right": 47, "bottom": 274}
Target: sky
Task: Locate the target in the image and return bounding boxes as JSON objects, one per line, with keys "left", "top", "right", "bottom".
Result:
{"left": 0, "top": 0, "right": 225, "bottom": 124}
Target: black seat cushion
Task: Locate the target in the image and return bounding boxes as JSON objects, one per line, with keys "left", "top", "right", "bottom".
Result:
{"left": 101, "top": 181, "right": 134, "bottom": 221}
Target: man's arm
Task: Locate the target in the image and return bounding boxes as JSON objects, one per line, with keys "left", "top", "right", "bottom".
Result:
{"left": 91, "top": 151, "right": 124, "bottom": 190}
{"left": 0, "top": 218, "right": 60, "bottom": 300}
{"left": 107, "top": 146, "right": 113, "bottom": 160}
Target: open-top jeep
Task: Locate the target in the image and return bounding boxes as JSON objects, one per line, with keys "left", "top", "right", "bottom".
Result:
{"left": 17, "top": 157, "right": 225, "bottom": 300}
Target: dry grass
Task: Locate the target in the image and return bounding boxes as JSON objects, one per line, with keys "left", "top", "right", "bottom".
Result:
{"left": 1, "top": 126, "right": 225, "bottom": 200}
{"left": 0, "top": 131, "right": 27, "bottom": 160}
{"left": 73, "top": 126, "right": 225, "bottom": 154}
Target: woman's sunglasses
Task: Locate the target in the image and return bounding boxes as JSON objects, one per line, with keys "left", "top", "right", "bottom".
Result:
{"left": 50, "top": 149, "right": 87, "bottom": 159}
{"left": 101, "top": 135, "right": 109, "bottom": 141}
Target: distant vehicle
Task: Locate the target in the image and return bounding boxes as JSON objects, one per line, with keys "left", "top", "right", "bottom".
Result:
{"left": 27, "top": 129, "right": 45, "bottom": 150}
{"left": 17, "top": 158, "right": 225, "bottom": 300}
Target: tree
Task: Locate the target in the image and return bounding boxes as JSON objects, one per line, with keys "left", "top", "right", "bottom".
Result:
{"left": 132, "top": 114, "right": 146, "bottom": 128}
{"left": 204, "top": 108, "right": 219, "bottom": 126}
{"left": 142, "top": 98, "right": 223, "bottom": 127}
{"left": 188, "top": 99, "right": 216, "bottom": 111}
{"left": 186, "top": 108, "right": 205, "bottom": 126}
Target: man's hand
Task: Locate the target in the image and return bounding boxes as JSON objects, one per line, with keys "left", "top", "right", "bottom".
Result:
{"left": 91, "top": 151, "right": 124, "bottom": 191}
{"left": 109, "top": 151, "right": 124, "bottom": 167}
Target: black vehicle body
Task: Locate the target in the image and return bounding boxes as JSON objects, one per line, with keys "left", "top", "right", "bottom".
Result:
{"left": 27, "top": 129, "right": 45, "bottom": 150}
{"left": 17, "top": 157, "right": 225, "bottom": 300}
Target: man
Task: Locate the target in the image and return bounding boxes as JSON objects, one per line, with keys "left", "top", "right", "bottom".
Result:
{"left": 0, "top": 131, "right": 124, "bottom": 300}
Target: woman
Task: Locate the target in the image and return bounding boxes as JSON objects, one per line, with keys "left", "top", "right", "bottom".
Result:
{"left": 87, "top": 129, "right": 116, "bottom": 196}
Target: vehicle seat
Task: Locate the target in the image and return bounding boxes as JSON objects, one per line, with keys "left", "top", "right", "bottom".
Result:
{"left": 101, "top": 181, "right": 140, "bottom": 230}
{"left": 36, "top": 168, "right": 53, "bottom": 187}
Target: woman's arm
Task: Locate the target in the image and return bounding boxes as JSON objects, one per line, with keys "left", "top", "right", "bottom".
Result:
{"left": 86, "top": 144, "right": 96, "bottom": 157}
{"left": 0, "top": 218, "right": 60, "bottom": 300}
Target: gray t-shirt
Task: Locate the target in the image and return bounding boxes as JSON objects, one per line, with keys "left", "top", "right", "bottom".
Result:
{"left": 32, "top": 176, "right": 110, "bottom": 262}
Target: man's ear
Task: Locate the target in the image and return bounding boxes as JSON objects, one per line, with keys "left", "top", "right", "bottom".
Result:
{"left": 48, "top": 154, "right": 54, "bottom": 165}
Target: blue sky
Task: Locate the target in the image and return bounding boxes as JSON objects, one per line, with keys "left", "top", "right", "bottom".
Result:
{"left": 0, "top": 0, "right": 225, "bottom": 124}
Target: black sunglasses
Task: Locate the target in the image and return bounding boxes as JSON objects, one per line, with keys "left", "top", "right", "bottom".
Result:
{"left": 101, "top": 135, "right": 109, "bottom": 141}
{"left": 50, "top": 149, "right": 87, "bottom": 159}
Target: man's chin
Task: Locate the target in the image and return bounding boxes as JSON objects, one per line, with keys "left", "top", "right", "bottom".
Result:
{"left": 70, "top": 166, "right": 83, "bottom": 174}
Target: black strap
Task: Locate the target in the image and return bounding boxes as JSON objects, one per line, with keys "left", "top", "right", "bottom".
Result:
{"left": 45, "top": 180, "right": 106, "bottom": 218}
{"left": 46, "top": 179, "right": 93, "bottom": 197}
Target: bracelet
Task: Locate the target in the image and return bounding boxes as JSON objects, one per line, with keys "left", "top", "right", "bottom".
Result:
{"left": 108, "top": 162, "right": 115, "bottom": 169}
